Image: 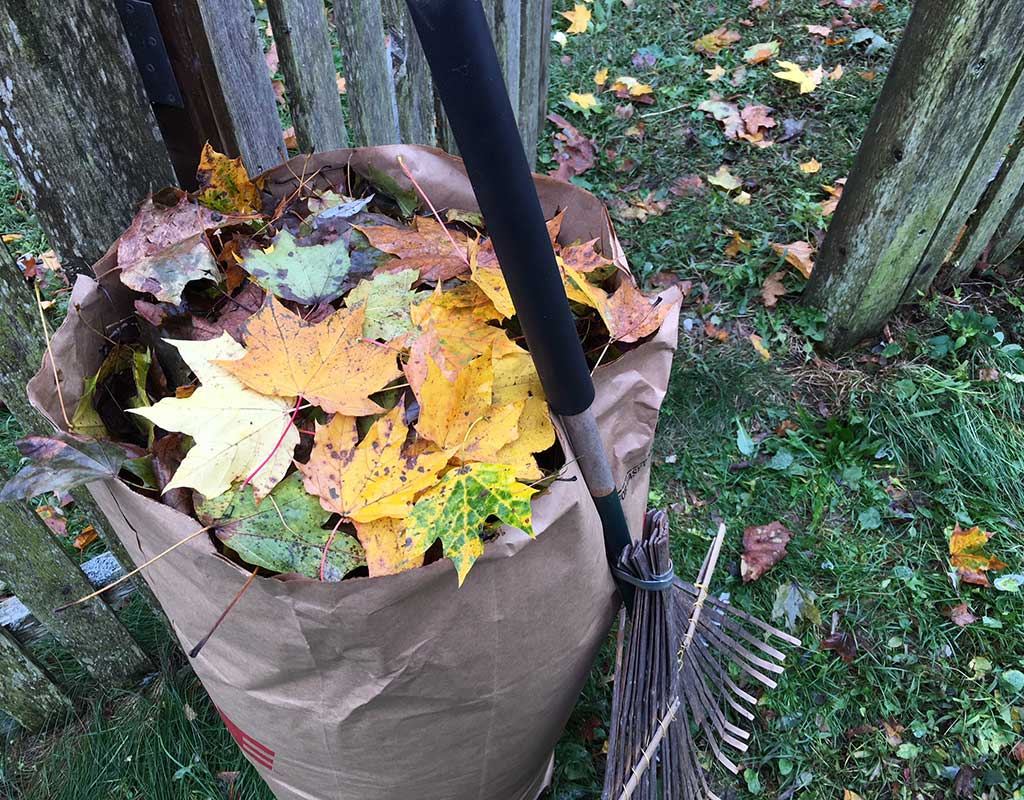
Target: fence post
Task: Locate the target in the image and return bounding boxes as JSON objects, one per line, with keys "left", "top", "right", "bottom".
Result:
{"left": 266, "top": 0, "right": 349, "bottom": 152}
{"left": 334, "top": 0, "right": 401, "bottom": 145}
{"left": 0, "top": 3, "right": 175, "bottom": 274}
{"left": 803, "top": 0, "right": 1024, "bottom": 352}
{"left": 0, "top": 500, "right": 152, "bottom": 686}
{"left": 0, "top": 246, "right": 169, "bottom": 632}
{"left": 519, "top": 0, "right": 552, "bottom": 169}
{"left": 0, "top": 627, "right": 70, "bottom": 730}
{"left": 381, "top": 0, "right": 438, "bottom": 145}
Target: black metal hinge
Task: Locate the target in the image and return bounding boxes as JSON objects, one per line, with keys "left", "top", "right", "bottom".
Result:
{"left": 116, "top": 0, "right": 184, "bottom": 108}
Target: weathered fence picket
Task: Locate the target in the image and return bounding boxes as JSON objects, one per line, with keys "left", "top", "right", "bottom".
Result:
{"left": 0, "top": 627, "right": 70, "bottom": 730}
{"left": 267, "top": 0, "right": 350, "bottom": 151}
{"left": 804, "top": 0, "right": 1024, "bottom": 352}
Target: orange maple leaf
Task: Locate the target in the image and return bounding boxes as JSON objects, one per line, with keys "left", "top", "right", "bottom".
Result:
{"left": 217, "top": 296, "right": 401, "bottom": 416}
{"left": 357, "top": 217, "right": 470, "bottom": 282}
{"left": 949, "top": 524, "right": 1008, "bottom": 586}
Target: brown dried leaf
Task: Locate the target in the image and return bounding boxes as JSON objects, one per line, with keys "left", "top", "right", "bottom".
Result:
{"left": 547, "top": 112, "right": 597, "bottom": 182}
{"left": 946, "top": 602, "right": 978, "bottom": 627}
{"left": 741, "top": 521, "right": 792, "bottom": 582}
{"left": 761, "top": 270, "right": 788, "bottom": 308}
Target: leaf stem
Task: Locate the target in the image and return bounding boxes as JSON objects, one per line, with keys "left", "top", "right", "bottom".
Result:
{"left": 319, "top": 517, "right": 344, "bottom": 581}
{"left": 396, "top": 155, "right": 469, "bottom": 267}
{"left": 241, "top": 397, "right": 302, "bottom": 490}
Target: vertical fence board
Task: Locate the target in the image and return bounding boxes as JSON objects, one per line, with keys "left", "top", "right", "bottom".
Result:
{"left": 266, "top": 0, "right": 349, "bottom": 152}
{"left": 0, "top": 3, "right": 174, "bottom": 274}
{"left": 334, "top": 0, "right": 401, "bottom": 145}
{"left": 520, "top": 0, "right": 552, "bottom": 169}
{"left": 0, "top": 627, "right": 69, "bottom": 730}
{"left": 0, "top": 501, "right": 152, "bottom": 685}
{"left": 193, "top": 0, "right": 287, "bottom": 175}
{"left": 483, "top": 0, "right": 522, "bottom": 123}
{"left": 948, "top": 125, "right": 1024, "bottom": 282}
{"left": 381, "top": 0, "right": 436, "bottom": 144}
{"left": 0, "top": 252, "right": 169, "bottom": 630}
{"left": 803, "top": 0, "right": 1024, "bottom": 352}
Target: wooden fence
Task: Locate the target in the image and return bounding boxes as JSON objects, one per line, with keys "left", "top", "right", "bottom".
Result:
{"left": 0, "top": 0, "right": 551, "bottom": 729}
{"left": 805, "top": 0, "right": 1024, "bottom": 352}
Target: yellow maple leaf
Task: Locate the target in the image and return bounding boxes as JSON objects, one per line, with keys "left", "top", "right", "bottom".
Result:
{"left": 562, "top": 267, "right": 677, "bottom": 343}
{"left": 569, "top": 91, "right": 599, "bottom": 109}
{"left": 773, "top": 61, "right": 824, "bottom": 94}
{"left": 217, "top": 297, "right": 401, "bottom": 416}
{"left": 129, "top": 334, "right": 298, "bottom": 501}
{"left": 353, "top": 517, "right": 421, "bottom": 577}
{"left": 750, "top": 334, "right": 771, "bottom": 361}
{"left": 693, "top": 27, "right": 741, "bottom": 56}
{"left": 705, "top": 64, "right": 727, "bottom": 82}
{"left": 417, "top": 351, "right": 523, "bottom": 464}
{"left": 708, "top": 164, "right": 741, "bottom": 192}
{"left": 298, "top": 403, "right": 450, "bottom": 523}
{"left": 771, "top": 240, "right": 816, "bottom": 279}
{"left": 594, "top": 67, "right": 609, "bottom": 86}
{"left": 799, "top": 158, "right": 822, "bottom": 174}
{"left": 949, "top": 524, "right": 1008, "bottom": 586}
{"left": 196, "top": 144, "right": 263, "bottom": 214}
{"left": 724, "top": 228, "right": 752, "bottom": 258}
{"left": 610, "top": 76, "right": 654, "bottom": 97}
{"left": 559, "top": 3, "right": 592, "bottom": 34}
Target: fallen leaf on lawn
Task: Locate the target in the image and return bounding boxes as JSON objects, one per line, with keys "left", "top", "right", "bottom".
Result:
{"left": 357, "top": 217, "right": 470, "bottom": 283}
{"left": 822, "top": 630, "right": 858, "bottom": 663}
{"left": 750, "top": 0, "right": 769, "bottom": 8}
{"left": 731, "top": 65, "right": 749, "bottom": 86}
{"left": 130, "top": 334, "right": 299, "bottom": 501}
{"left": 417, "top": 351, "right": 523, "bottom": 464}
{"left": 694, "top": 27, "right": 741, "bottom": 56}
{"left": 243, "top": 229, "right": 355, "bottom": 305}
{"left": 569, "top": 91, "right": 599, "bottom": 110}
{"left": 705, "top": 64, "right": 726, "bottom": 82}
{"left": 761, "top": 270, "right": 788, "bottom": 308}
{"left": 808, "top": 24, "right": 832, "bottom": 36}
{"left": 799, "top": 158, "right": 822, "bottom": 174}
{"left": 724, "top": 228, "right": 751, "bottom": 258}
{"left": 0, "top": 433, "right": 139, "bottom": 502}
{"left": 198, "top": 472, "right": 365, "bottom": 581}
{"left": 218, "top": 297, "right": 401, "bottom": 416}
{"left": 405, "top": 463, "right": 535, "bottom": 585}
{"left": 771, "top": 581, "right": 821, "bottom": 630}
{"left": 345, "top": 268, "right": 424, "bottom": 340}
{"left": 698, "top": 97, "right": 744, "bottom": 139}
{"left": 1011, "top": 741, "right": 1024, "bottom": 763}
{"left": 1, "top": 232, "right": 21, "bottom": 243}
{"left": 196, "top": 144, "right": 263, "bottom": 214}
{"left": 881, "top": 720, "right": 904, "bottom": 746}
{"left": 734, "top": 191, "right": 752, "bottom": 205}
{"left": 741, "top": 521, "right": 792, "bottom": 582}
{"left": 594, "top": 67, "right": 609, "bottom": 86}
{"left": 978, "top": 367, "right": 1000, "bottom": 382}
{"left": 298, "top": 403, "right": 450, "bottom": 523}
{"left": 821, "top": 178, "right": 847, "bottom": 215}
{"left": 670, "top": 174, "right": 706, "bottom": 197}
{"left": 547, "top": 112, "right": 597, "bottom": 182}
{"left": 35, "top": 505, "right": 66, "bottom": 536}
{"left": 704, "top": 321, "right": 729, "bottom": 342}
{"left": 949, "top": 524, "right": 1008, "bottom": 586}
{"left": 859, "top": 70, "right": 877, "bottom": 81}
{"left": 843, "top": 791, "right": 865, "bottom": 800}
{"left": 829, "top": 64, "right": 844, "bottom": 80}
{"left": 610, "top": 76, "right": 655, "bottom": 104}
{"left": 772, "top": 240, "right": 816, "bottom": 279}
{"left": 73, "top": 525, "right": 98, "bottom": 550}
{"left": 750, "top": 334, "right": 771, "bottom": 361}
{"left": 559, "top": 3, "right": 591, "bottom": 34}
{"left": 773, "top": 61, "right": 824, "bottom": 94}
{"left": 946, "top": 602, "right": 978, "bottom": 627}
{"left": 743, "top": 40, "right": 779, "bottom": 64}
{"left": 708, "top": 164, "right": 741, "bottom": 192}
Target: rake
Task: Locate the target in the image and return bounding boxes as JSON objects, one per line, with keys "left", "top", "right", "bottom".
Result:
{"left": 402, "top": 2, "right": 801, "bottom": 796}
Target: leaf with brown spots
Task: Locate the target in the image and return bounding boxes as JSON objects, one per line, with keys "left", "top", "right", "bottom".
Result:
{"left": 562, "top": 267, "right": 679, "bottom": 343}
{"left": 741, "top": 521, "right": 792, "bottom": 582}
{"left": 0, "top": 433, "right": 139, "bottom": 502}
{"left": 357, "top": 217, "right": 470, "bottom": 282}
{"left": 196, "top": 144, "right": 263, "bottom": 214}
{"left": 949, "top": 524, "right": 1007, "bottom": 586}
{"left": 243, "top": 228, "right": 354, "bottom": 305}
{"left": 297, "top": 403, "right": 450, "bottom": 523}
{"left": 353, "top": 517, "right": 422, "bottom": 577}
{"left": 217, "top": 297, "right": 401, "bottom": 416}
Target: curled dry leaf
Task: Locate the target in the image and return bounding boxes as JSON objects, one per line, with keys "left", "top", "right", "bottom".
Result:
{"left": 357, "top": 217, "right": 470, "bottom": 283}
{"left": 821, "top": 629, "right": 858, "bottom": 663}
{"left": 0, "top": 433, "right": 138, "bottom": 502}
{"left": 547, "top": 112, "right": 597, "bottom": 182}
{"left": 761, "top": 270, "right": 788, "bottom": 308}
{"left": 217, "top": 297, "right": 401, "bottom": 416}
{"left": 821, "top": 178, "right": 847, "bottom": 215}
{"left": 741, "top": 521, "right": 793, "bottom": 582}
{"left": 73, "top": 525, "right": 99, "bottom": 550}
{"left": 772, "top": 240, "right": 816, "bottom": 279}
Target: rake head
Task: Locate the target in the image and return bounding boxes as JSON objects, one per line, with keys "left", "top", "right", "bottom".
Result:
{"left": 602, "top": 511, "right": 801, "bottom": 800}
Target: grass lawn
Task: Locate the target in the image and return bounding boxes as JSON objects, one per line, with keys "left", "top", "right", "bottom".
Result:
{"left": 3, "top": 0, "right": 1024, "bottom": 798}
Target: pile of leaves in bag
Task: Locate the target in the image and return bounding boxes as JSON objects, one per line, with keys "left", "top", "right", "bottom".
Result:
{"left": 3, "top": 146, "right": 675, "bottom": 586}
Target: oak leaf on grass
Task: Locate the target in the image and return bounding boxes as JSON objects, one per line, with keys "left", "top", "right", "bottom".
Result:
{"left": 405, "top": 463, "right": 535, "bottom": 585}
{"left": 297, "top": 403, "right": 450, "bottom": 524}
{"left": 197, "top": 472, "right": 365, "bottom": 581}
{"left": 130, "top": 334, "right": 299, "bottom": 501}
{"left": 218, "top": 297, "right": 401, "bottom": 416}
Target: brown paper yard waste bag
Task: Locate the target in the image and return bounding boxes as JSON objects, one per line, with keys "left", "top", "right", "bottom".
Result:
{"left": 27, "top": 146, "right": 680, "bottom": 800}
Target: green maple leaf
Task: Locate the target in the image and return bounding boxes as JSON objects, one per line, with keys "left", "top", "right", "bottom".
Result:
{"left": 196, "top": 472, "right": 365, "bottom": 581}
{"left": 345, "top": 268, "right": 424, "bottom": 341}
{"left": 244, "top": 228, "right": 352, "bottom": 305}
{"left": 405, "top": 463, "right": 535, "bottom": 586}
